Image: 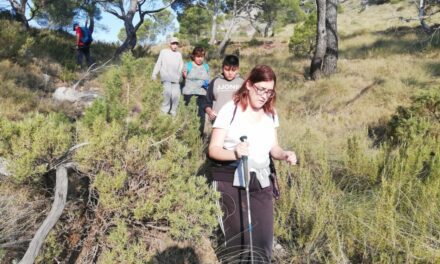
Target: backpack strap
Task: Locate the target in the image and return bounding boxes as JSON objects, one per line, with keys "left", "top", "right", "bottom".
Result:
{"left": 186, "top": 62, "right": 209, "bottom": 76}
{"left": 230, "top": 105, "right": 238, "bottom": 125}
{"left": 186, "top": 62, "right": 193, "bottom": 75}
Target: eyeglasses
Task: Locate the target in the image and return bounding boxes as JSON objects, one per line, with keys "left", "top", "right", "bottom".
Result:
{"left": 170, "top": 42, "right": 179, "bottom": 45}
{"left": 252, "top": 84, "right": 275, "bottom": 98}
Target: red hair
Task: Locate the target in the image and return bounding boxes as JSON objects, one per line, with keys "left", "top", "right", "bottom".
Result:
{"left": 233, "top": 65, "right": 277, "bottom": 115}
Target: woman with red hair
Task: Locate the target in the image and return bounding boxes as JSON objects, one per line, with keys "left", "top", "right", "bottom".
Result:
{"left": 209, "top": 65, "right": 297, "bottom": 263}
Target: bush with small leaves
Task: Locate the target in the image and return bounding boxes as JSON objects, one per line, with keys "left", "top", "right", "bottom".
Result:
{"left": 74, "top": 54, "right": 219, "bottom": 257}
{"left": 386, "top": 88, "right": 440, "bottom": 146}
{"left": 0, "top": 113, "right": 73, "bottom": 184}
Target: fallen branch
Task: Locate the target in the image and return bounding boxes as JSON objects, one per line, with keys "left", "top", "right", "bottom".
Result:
{"left": 49, "top": 142, "right": 89, "bottom": 171}
{"left": 18, "top": 142, "right": 89, "bottom": 264}
{"left": 19, "top": 165, "right": 68, "bottom": 264}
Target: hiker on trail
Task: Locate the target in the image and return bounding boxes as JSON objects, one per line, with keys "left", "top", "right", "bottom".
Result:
{"left": 152, "top": 37, "right": 184, "bottom": 116}
{"left": 73, "top": 22, "right": 93, "bottom": 68}
{"left": 203, "top": 54, "right": 243, "bottom": 122}
{"left": 182, "top": 47, "right": 210, "bottom": 136}
{"left": 208, "top": 65, "right": 297, "bottom": 263}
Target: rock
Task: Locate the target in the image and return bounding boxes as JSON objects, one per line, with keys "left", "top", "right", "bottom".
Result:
{"left": 0, "top": 158, "right": 10, "bottom": 177}
{"left": 53, "top": 87, "right": 100, "bottom": 105}
{"left": 273, "top": 237, "right": 287, "bottom": 259}
{"left": 42, "top": 73, "right": 51, "bottom": 90}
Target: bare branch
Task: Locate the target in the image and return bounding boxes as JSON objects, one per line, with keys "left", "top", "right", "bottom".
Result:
{"left": 26, "top": 4, "right": 39, "bottom": 22}
{"left": 105, "top": 7, "right": 124, "bottom": 19}
{"left": 0, "top": 240, "right": 31, "bottom": 250}
{"left": 146, "top": 223, "right": 170, "bottom": 232}
{"left": 72, "top": 58, "right": 113, "bottom": 90}
{"left": 135, "top": 1, "right": 177, "bottom": 30}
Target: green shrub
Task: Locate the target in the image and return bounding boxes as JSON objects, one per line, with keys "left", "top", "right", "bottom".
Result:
{"left": 35, "top": 230, "right": 63, "bottom": 264}
{"left": 385, "top": 88, "right": 440, "bottom": 146}
{"left": 0, "top": 112, "right": 73, "bottom": 183}
{"left": 274, "top": 148, "right": 342, "bottom": 262}
{"left": 75, "top": 54, "right": 219, "bottom": 247}
{"left": 274, "top": 88, "right": 440, "bottom": 262}
{"left": 339, "top": 135, "right": 382, "bottom": 191}
{"left": 289, "top": 13, "right": 316, "bottom": 57}
{"left": 98, "top": 220, "right": 152, "bottom": 264}
{"left": 0, "top": 20, "right": 28, "bottom": 60}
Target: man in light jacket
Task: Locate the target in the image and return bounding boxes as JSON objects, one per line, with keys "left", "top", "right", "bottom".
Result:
{"left": 152, "top": 37, "right": 183, "bottom": 116}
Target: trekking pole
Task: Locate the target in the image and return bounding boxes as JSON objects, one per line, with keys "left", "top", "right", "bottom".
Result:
{"left": 240, "top": 135, "right": 254, "bottom": 263}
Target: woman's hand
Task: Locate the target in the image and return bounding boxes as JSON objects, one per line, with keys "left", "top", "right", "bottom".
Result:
{"left": 234, "top": 142, "right": 249, "bottom": 159}
{"left": 283, "top": 151, "right": 297, "bottom": 165}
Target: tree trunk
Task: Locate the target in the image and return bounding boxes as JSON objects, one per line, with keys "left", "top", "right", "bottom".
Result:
{"left": 419, "top": 0, "right": 434, "bottom": 34}
{"left": 10, "top": 0, "right": 29, "bottom": 29}
{"left": 218, "top": 0, "right": 239, "bottom": 56}
{"left": 310, "top": 0, "right": 327, "bottom": 80}
{"left": 323, "top": 0, "right": 338, "bottom": 75}
{"left": 114, "top": 16, "right": 137, "bottom": 57}
{"left": 209, "top": 0, "right": 219, "bottom": 45}
{"left": 209, "top": 13, "right": 218, "bottom": 45}
{"left": 217, "top": 17, "right": 235, "bottom": 56}
{"left": 263, "top": 20, "right": 273, "bottom": 38}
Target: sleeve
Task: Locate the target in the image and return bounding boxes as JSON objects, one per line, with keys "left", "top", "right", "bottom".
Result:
{"left": 182, "top": 61, "right": 189, "bottom": 81}
{"left": 204, "top": 78, "right": 217, "bottom": 110}
{"left": 178, "top": 54, "right": 184, "bottom": 73}
{"left": 273, "top": 111, "right": 280, "bottom": 128}
{"left": 213, "top": 102, "right": 234, "bottom": 129}
{"left": 151, "top": 51, "right": 163, "bottom": 80}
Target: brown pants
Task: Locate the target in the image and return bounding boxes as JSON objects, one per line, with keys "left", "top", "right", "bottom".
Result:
{"left": 215, "top": 173, "right": 274, "bottom": 263}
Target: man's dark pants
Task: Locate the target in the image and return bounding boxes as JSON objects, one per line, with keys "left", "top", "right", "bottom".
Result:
{"left": 183, "top": 94, "right": 206, "bottom": 136}
{"left": 76, "top": 45, "right": 92, "bottom": 67}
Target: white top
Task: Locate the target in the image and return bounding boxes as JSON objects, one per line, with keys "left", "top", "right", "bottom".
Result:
{"left": 213, "top": 101, "right": 279, "bottom": 164}
{"left": 151, "top": 49, "right": 183, "bottom": 83}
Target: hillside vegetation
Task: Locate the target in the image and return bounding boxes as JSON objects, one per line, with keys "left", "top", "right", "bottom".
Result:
{"left": 1, "top": 0, "right": 439, "bottom": 263}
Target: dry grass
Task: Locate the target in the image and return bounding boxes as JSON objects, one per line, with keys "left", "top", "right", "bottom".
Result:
{"left": 250, "top": 1, "right": 440, "bottom": 161}
{"left": 0, "top": 182, "right": 48, "bottom": 250}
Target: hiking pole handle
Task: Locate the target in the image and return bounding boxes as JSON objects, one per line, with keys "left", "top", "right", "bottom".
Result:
{"left": 239, "top": 135, "right": 247, "bottom": 143}
{"left": 239, "top": 136, "right": 248, "bottom": 161}
{"left": 240, "top": 135, "right": 250, "bottom": 187}
{"left": 240, "top": 135, "right": 253, "bottom": 263}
